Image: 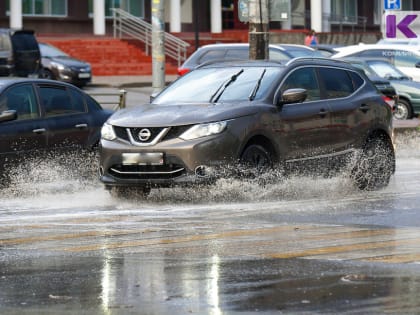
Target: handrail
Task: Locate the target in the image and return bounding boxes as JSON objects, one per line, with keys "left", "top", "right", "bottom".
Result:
{"left": 111, "top": 8, "right": 190, "bottom": 67}
{"left": 88, "top": 90, "right": 127, "bottom": 110}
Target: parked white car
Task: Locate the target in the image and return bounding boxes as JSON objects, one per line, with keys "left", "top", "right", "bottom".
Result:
{"left": 332, "top": 44, "right": 420, "bottom": 82}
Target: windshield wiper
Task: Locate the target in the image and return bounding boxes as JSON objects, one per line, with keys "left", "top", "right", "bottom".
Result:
{"left": 210, "top": 69, "right": 244, "bottom": 103}
{"left": 249, "top": 69, "right": 266, "bottom": 101}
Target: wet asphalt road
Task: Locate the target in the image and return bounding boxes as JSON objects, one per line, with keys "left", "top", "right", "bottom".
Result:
{"left": 1, "top": 87, "right": 420, "bottom": 314}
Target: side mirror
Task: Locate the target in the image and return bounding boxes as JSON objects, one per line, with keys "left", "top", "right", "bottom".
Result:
{"left": 0, "top": 110, "right": 17, "bottom": 123}
{"left": 279, "top": 88, "right": 307, "bottom": 105}
{"left": 415, "top": 61, "right": 420, "bottom": 68}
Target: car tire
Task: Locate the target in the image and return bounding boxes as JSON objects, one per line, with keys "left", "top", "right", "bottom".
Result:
{"left": 107, "top": 186, "right": 151, "bottom": 199}
{"left": 239, "top": 144, "right": 273, "bottom": 178}
{"left": 39, "top": 68, "right": 55, "bottom": 80}
{"left": 351, "top": 136, "right": 395, "bottom": 190}
{"left": 393, "top": 99, "right": 412, "bottom": 120}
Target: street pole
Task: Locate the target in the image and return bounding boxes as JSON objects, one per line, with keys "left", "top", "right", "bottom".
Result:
{"left": 248, "top": 0, "right": 269, "bottom": 60}
{"left": 152, "top": 0, "right": 165, "bottom": 93}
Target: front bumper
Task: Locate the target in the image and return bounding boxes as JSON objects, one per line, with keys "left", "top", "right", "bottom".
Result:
{"left": 99, "top": 131, "right": 239, "bottom": 188}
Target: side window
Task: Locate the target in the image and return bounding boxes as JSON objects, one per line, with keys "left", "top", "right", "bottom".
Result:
{"left": 349, "top": 71, "right": 364, "bottom": 90}
{"left": 318, "top": 68, "right": 354, "bottom": 99}
{"left": 198, "top": 50, "right": 226, "bottom": 65}
{"left": 226, "top": 49, "right": 248, "bottom": 60}
{"left": 39, "top": 85, "right": 85, "bottom": 117}
{"left": 281, "top": 67, "right": 320, "bottom": 102}
{"left": 0, "top": 84, "right": 38, "bottom": 120}
{"left": 269, "top": 49, "right": 292, "bottom": 62}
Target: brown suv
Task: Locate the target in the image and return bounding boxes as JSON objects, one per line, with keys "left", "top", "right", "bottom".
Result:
{"left": 99, "top": 58, "right": 395, "bottom": 196}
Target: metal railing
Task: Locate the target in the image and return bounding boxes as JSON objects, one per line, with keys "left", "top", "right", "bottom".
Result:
{"left": 111, "top": 8, "right": 190, "bottom": 67}
{"left": 88, "top": 90, "right": 127, "bottom": 110}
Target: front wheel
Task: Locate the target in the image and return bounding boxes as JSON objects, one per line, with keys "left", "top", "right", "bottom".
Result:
{"left": 351, "top": 136, "right": 395, "bottom": 190}
{"left": 393, "top": 99, "right": 412, "bottom": 120}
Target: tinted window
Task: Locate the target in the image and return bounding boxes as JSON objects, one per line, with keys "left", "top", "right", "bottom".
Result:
{"left": 359, "top": 50, "right": 386, "bottom": 59}
{"left": 39, "top": 86, "right": 85, "bottom": 117}
{"left": 349, "top": 71, "right": 364, "bottom": 90}
{"left": 318, "top": 68, "right": 354, "bottom": 99}
{"left": 281, "top": 67, "right": 320, "bottom": 101}
{"left": 0, "top": 84, "right": 38, "bottom": 120}
{"left": 269, "top": 49, "right": 291, "bottom": 62}
{"left": 198, "top": 50, "right": 226, "bottom": 64}
{"left": 225, "top": 49, "right": 249, "bottom": 59}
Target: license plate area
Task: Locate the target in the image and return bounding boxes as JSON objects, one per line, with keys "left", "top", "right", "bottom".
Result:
{"left": 122, "top": 152, "right": 164, "bottom": 165}
{"left": 78, "top": 73, "right": 91, "bottom": 78}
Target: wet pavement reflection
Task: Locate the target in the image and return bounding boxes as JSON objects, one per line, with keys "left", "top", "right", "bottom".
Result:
{"left": 0, "top": 131, "right": 420, "bottom": 314}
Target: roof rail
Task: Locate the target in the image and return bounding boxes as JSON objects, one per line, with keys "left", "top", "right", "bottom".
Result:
{"left": 285, "top": 57, "right": 350, "bottom": 67}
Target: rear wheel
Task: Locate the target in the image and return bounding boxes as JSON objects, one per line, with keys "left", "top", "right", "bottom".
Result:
{"left": 351, "top": 136, "right": 395, "bottom": 190}
{"left": 393, "top": 99, "right": 412, "bottom": 120}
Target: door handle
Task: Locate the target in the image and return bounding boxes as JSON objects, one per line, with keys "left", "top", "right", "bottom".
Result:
{"left": 359, "top": 104, "right": 370, "bottom": 113}
{"left": 319, "top": 108, "right": 328, "bottom": 117}
{"left": 75, "top": 123, "right": 88, "bottom": 129}
{"left": 32, "top": 128, "right": 46, "bottom": 134}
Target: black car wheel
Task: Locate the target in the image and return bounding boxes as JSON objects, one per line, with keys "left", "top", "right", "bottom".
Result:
{"left": 352, "top": 136, "right": 395, "bottom": 190}
{"left": 39, "top": 68, "right": 55, "bottom": 80}
{"left": 393, "top": 99, "right": 412, "bottom": 120}
{"left": 239, "top": 144, "right": 273, "bottom": 178}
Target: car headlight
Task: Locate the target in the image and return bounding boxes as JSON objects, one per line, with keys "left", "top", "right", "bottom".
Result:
{"left": 180, "top": 121, "right": 227, "bottom": 140}
{"left": 50, "top": 61, "right": 69, "bottom": 71}
{"left": 101, "top": 123, "right": 116, "bottom": 141}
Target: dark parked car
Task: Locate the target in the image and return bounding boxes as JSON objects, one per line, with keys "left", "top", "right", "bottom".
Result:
{"left": 0, "top": 28, "right": 41, "bottom": 77}
{"left": 100, "top": 58, "right": 395, "bottom": 196}
{"left": 341, "top": 58, "right": 420, "bottom": 120}
{"left": 38, "top": 42, "right": 92, "bottom": 87}
{"left": 0, "top": 78, "right": 113, "bottom": 177}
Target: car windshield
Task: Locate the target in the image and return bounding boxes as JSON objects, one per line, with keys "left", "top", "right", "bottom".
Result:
{"left": 367, "top": 60, "right": 409, "bottom": 79}
{"left": 153, "top": 66, "right": 281, "bottom": 104}
{"left": 39, "top": 44, "right": 68, "bottom": 57}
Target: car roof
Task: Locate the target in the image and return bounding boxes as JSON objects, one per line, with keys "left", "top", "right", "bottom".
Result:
{"left": 333, "top": 44, "right": 420, "bottom": 57}
{"left": 0, "top": 77, "right": 78, "bottom": 92}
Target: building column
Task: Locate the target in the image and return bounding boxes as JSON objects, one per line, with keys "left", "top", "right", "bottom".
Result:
{"left": 310, "top": 0, "right": 322, "bottom": 32}
{"left": 10, "top": 0, "right": 22, "bottom": 29}
{"left": 322, "top": 0, "right": 331, "bottom": 32}
{"left": 93, "top": 0, "right": 106, "bottom": 35}
{"left": 211, "top": 0, "right": 222, "bottom": 33}
{"left": 170, "top": 0, "right": 181, "bottom": 33}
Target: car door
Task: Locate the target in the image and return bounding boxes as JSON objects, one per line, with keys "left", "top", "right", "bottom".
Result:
{"left": 0, "top": 83, "right": 47, "bottom": 162}
{"left": 317, "top": 67, "right": 372, "bottom": 153}
{"left": 276, "top": 66, "right": 332, "bottom": 160}
{"left": 36, "top": 83, "right": 91, "bottom": 149}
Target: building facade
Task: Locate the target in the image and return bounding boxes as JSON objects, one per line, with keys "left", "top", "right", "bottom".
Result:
{"left": 0, "top": 0, "right": 419, "bottom": 36}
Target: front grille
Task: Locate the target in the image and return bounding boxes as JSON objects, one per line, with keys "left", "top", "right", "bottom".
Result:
{"left": 113, "top": 125, "right": 192, "bottom": 143}
{"left": 109, "top": 164, "right": 186, "bottom": 180}
{"left": 114, "top": 126, "right": 129, "bottom": 141}
{"left": 162, "top": 125, "right": 192, "bottom": 141}
{"left": 129, "top": 127, "right": 165, "bottom": 143}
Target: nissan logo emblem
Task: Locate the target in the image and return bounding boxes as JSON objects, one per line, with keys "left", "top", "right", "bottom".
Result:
{"left": 138, "top": 128, "right": 152, "bottom": 141}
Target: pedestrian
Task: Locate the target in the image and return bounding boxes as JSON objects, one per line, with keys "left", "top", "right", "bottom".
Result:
{"left": 304, "top": 29, "right": 318, "bottom": 46}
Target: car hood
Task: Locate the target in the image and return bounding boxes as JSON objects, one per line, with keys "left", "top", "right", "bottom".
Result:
{"left": 46, "top": 56, "right": 90, "bottom": 67}
{"left": 108, "top": 102, "right": 261, "bottom": 127}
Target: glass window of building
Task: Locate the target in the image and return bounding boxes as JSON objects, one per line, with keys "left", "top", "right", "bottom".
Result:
{"left": 21, "top": 0, "right": 67, "bottom": 16}
{"left": 88, "top": 0, "right": 144, "bottom": 18}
